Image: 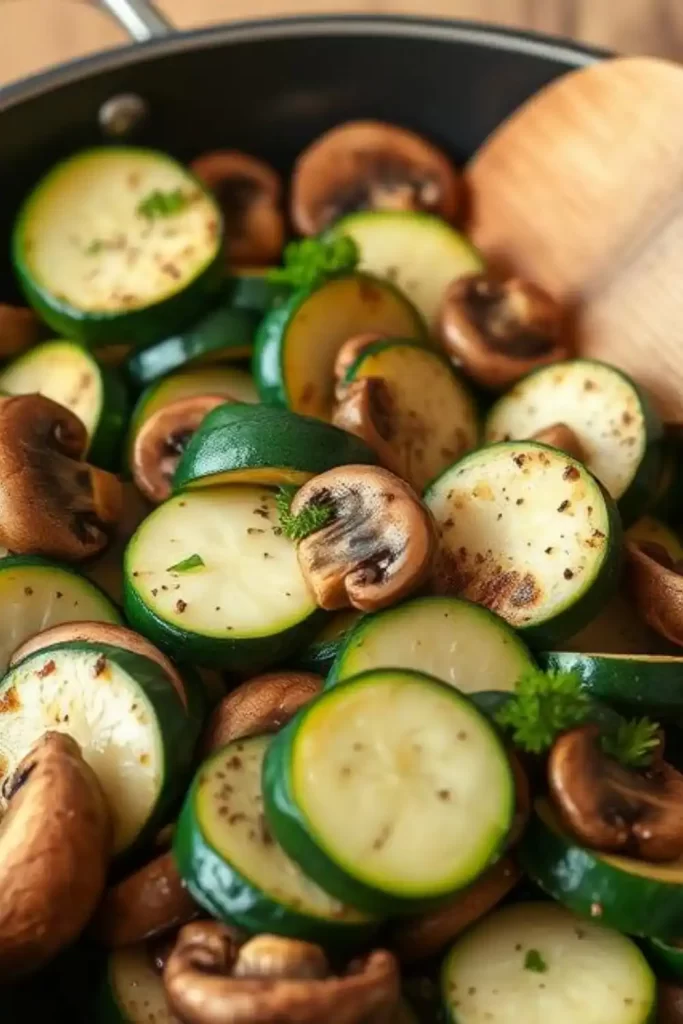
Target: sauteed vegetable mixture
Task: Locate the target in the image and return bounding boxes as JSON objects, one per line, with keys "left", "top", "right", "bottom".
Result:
{"left": 2, "top": 120, "right": 682, "bottom": 1024}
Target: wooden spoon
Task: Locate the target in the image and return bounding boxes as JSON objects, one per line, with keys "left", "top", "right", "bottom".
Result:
{"left": 466, "top": 56, "right": 683, "bottom": 420}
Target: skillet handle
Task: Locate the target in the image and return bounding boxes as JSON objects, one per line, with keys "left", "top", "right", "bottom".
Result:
{"left": 98, "top": 0, "right": 174, "bottom": 42}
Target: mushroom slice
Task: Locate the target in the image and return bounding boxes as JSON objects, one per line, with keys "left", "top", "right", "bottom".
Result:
{"left": 0, "top": 304, "right": 42, "bottom": 358}
{"left": 132, "top": 394, "right": 230, "bottom": 503}
{"left": 532, "top": 422, "right": 585, "bottom": 461}
{"left": 438, "top": 273, "right": 568, "bottom": 391}
{"left": 334, "top": 332, "right": 388, "bottom": 400}
{"left": 202, "top": 670, "right": 322, "bottom": 754}
{"left": 333, "top": 378, "right": 404, "bottom": 478}
{"left": 626, "top": 540, "right": 683, "bottom": 647}
{"left": 548, "top": 723, "right": 683, "bottom": 862}
{"left": 0, "top": 732, "right": 111, "bottom": 979}
{"left": 191, "top": 150, "right": 284, "bottom": 266}
{"left": 92, "top": 850, "right": 198, "bottom": 947}
{"left": 164, "top": 921, "right": 400, "bottom": 1024}
{"left": 291, "top": 465, "right": 436, "bottom": 612}
{"left": 291, "top": 121, "right": 462, "bottom": 235}
{"left": 658, "top": 981, "right": 683, "bottom": 1023}
{"left": 0, "top": 394, "right": 122, "bottom": 560}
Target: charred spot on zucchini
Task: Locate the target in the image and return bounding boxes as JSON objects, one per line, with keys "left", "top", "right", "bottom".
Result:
{"left": 425, "top": 442, "right": 621, "bottom": 647}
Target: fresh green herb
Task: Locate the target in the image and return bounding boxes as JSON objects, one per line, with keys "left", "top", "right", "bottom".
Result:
{"left": 85, "top": 238, "right": 105, "bottom": 255}
{"left": 601, "top": 716, "right": 660, "bottom": 769}
{"left": 524, "top": 949, "right": 547, "bottom": 973}
{"left": 167, "top": 554, "right": 205, "bottom": 573}
{"left": 494, "top": 668, "right": 592, "bottom": 754}
{"left": 137, "top": 188, "right": 190, "bottom": 219}
{"left": 276, "top": 485, "right": 333, "bottom": 541}
{"left": 268, "top": 235, "right": 359, "bottom": 290}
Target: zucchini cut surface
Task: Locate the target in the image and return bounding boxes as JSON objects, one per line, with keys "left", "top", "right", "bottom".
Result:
{"left": 442, "top": 901, "right": 655, "bottom": 1024}
{"left": 425, "top": 442, "right": 621, "bottom": 646}
{"left": 175, "top": 735, "right": 377, "bottom": 942}
{"left": 264, "top": 669, "right": 514, "bottom": 911}
{"left": 99, "top": 944, "right": 173, "bottom": 1023}
{"left": 329, "top": 596, "right": 535, "bottom": 694}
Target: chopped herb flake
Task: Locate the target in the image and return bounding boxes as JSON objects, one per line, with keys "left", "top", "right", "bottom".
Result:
{"left": 267, "top": 234, "right": 358, "bottom": 290}
{"left": 276, "top": 486, "right": 333, "bottom": 541}
{"left": 137, "top": 188, "right": 190, "bottom": 219}
{"left": 524, "top": 949, "right": 547, "bottom": 973}
{"left": 167, "top": 553, "right": 205, "bottom": 573}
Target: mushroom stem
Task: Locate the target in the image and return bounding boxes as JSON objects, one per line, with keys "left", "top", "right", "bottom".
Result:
{"left": 332, "top": 379, "right": 404, "bottom": 478}
{"left": 532, "top": 423, "right": 585, "bottom": 462}
{"left": 625, "top": 541, "right": 683, "bottom": 647}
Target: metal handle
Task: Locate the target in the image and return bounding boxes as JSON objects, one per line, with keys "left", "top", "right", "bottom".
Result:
{"left": 98, "top": 0, "right": 174, "bottom": 42}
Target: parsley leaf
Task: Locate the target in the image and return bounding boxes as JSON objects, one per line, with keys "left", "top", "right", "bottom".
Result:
{"left": 276, "top": 485, "right": 333, "bottom": 541}
{"left": 85, "top": 238, "right": 105, "bottom": 255}
{"left": 524, "top": 949, "right": 547, "bottom": 973}
{"left": 494, "top": 668, "right": 592, "bottom": 754}
{"left": 268, "top": 235, "right": 359, "bottom": 290}
{"left": 600, "top": 716, "right": 660, "bottom": 769}
{"left": 137, "top": 188, "right": 190, "bottom": 219}
{"left": 167, "top": 554, "right": 205, "bottom": 573}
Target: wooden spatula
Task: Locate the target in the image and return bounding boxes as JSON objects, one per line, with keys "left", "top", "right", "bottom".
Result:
{"left": 466, "top": 56, "right": 683, "bottom": 420}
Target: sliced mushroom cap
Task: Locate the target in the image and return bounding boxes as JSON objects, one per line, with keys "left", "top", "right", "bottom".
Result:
{"left": 164, "top": 921, "right": 400, "bottom": 1024}
{"left": 0, "top": 394, "right": 122, "bottom": 560}
{"left": 333, "top": 378, "right": 404, "bottom": 478}
{"left": 658, "top": 981, "right": 683, "bottom": 1023}
{"left": 626, "top": 541, "right": 683, "bottom": 647}
{"left": 334, "top": 333, "right": 388, "bottom": 400}
{"left": 438, "top": 273, "right": 568, "bottom": 391}
{"left": 132, "top": 394, "right": 230, "bottom": 503}
{"left": 532, "top": 422, "right": 585, "bottom": 462}
{"left": 291, "top": 120, "right": 462, "bottom": 235}
{"left": 191, "top": 150, "right": 284, "bottom": 266}
{"left": 91, "top": 850, "right": 198, "bottom": 947}
{"left": 548, "top": 723, "right": 683, "bottom": 861}
{"left": 201, "top": 670, "right": 323, "bottom": 755}
{"left": 0, "top": 304, "right": 43, "bottom": 358}
{"left": 292, "top": 465, "right": 436, "bottom": 612}
{"left": 0, "top": 732, "right": 111, "bottom": 978}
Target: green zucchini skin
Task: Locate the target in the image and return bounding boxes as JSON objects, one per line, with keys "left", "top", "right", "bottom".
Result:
{"left": 294, "top": 611, "right": 362, "bottom": 675}
{"left": 225, "top": 270, "right": 291, "bottom": 315}
{"left": 173, "top": 766, "right": 380, "bottom": 947}
{"left": 519, "top": 801, "right": 683, "bottom": 939}
{"left": 174, "top": 403, "right": 377, "bottom": 490}
{"left": 644, "top": 937, "right": 683, "bottom": 981}
{"left": 89, "top": 365, "right": 130, "bottom": 470}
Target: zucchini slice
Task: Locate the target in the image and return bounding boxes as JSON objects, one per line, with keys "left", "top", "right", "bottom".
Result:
{"left": 0, "top": 555, "right": 120, "bottom": 675}
{"left": 126, "top": 303, "right": 257, "bottom": 387}
{"left": 13, "top": 147, "right": 223, "bottom": 346}
{"left": 124, "top": 487, "right": 319, "bottom": 670}
{"left": 0, "top": 340, "right": 128, "bottom": 468}
{"left": 98, "top": 944, "right": 173, "bottom": 1023}
{"left": 254, "top": 272, "right": 426, "bottom": 420}
{"left": 226, "top": 267, "right": 291, "bottom": 315}
{"left": 644, "top": 936, "right": 683, "bottom": 981}
{"left": 441, "top": 901, "right": 655, "bottom": 1024}
{"left": 175, "top": 735, "right": 379, "bottom": 943}
{"left": 332, "top": 210, "right": 484, "bottom": 326}
{"left": 0, "top": 642, "right": 191, "bottom": 854}
{"left": 424, "top": 442, "right": 622, "bottom": 647}
{"left": 344, "top": 339, "right": 478, "bottom": 491}
{"left": 520, "top": 799, "right": 683, "bottom": 939}
{"left": 295, "top": 610, "right": 363, "bottom": 674}
{"left": 485, "top": 360, "right": 663, "bottom": 525}
{"left": 328, "top": 596, "right": 535, "bottom": 694}
{"left": 174, "top": 403, "right": 377, "bottom": 490}
{"left": 263, "top": 668, "right": 514, "bottom": 912}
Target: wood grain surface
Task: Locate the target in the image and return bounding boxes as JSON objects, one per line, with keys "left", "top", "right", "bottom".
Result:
{"left": 0, "top": 0, "right": 681, "bottom": 89}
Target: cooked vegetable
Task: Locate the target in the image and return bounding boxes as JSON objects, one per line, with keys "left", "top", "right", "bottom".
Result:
{"left": 626, "top": 540, "right": 683, "bottom": 647}
{"left": 438, "top": 273, "right": 569, "bottom": 391}
{"left": 0, "top": 555, "right": 120, "bottom": 675}
{"left": 98, "top": 943, "right": 174, "bottom": 1023}
{"left": 644, "top": 936, "right": 683, "bottom": 982}
{"left": 126, "top": 302, "right": 256, "bottom": 386}
{"left": 295, "top": 610, "right": 363, "bottom": 674}
{"left": 124, "top": 487, "right": 319, "bottom": 670}
{"left": 254, "top": 272, "right": 426, "bottom": 419}
{"left": 225, "top": 267, "right": 291, "bottom": 315}
{"left": 0, "top": 340, "right": 128, "bottom": 468}
{"left": 0, "top": 642, "right": 191, "bottom": 854}
{"left": 334, "top": 339, "right": 478, "bottom": 491}
{"left": 0, "top": 733, "right": 110, "bottom": 979}
{"left": 175, "top": 735, "right": 379, "bottom": 942}
{"left": 531, "top": 422, "right": 586, "bottom": 460}
{"left": 191, "top": 150, "right": 284, "bottom": 265}
{"left": 441, "top": 901, "right": 655, "bottom": 1024}
{"left": 328, "top": 596, "right": 536, "bottom": 694}
{"left": 0, "top": 395, "right": 122, "bottom": 561}
{"left": 13, "top": 147, "right": 223, "bottom": 345}
{"left": 164, "top": 922, "right": 400, "bottom": 1024}
{"left": 263, "top": 668, "right": 514, "bottom": 912}
{"left": 174, "top": 403, "right": 377, "bottom": 491}
{"left": 561, "top": 591, "right": 677, "bottom": 657}
{"left": 658, "top": 981, "right": 683, "bottom": 1024}
{"left": 289, "top": 466, "right": 435, "bottom": 612}
{"left": 291, "top": 120, "right": 462, "bottom": 235}
{"left": 331, "top": 210, "right": 483, "bottom": 326}
{"left": 425, "top": 441, "right": 621, "bottom": 646}
{"left": 627, "top": 516, "right": 683, "bottom": 560}
{"left": 268, "top": 235, "right": 360, "bottom": 291}
{"left": 85, "top": 481, "right": 151, "bottom": 604}
{"left": 493, "top": 667, "right": 593, "bottom": 755}
{"left": 0, "top": 303, "right": 43, "bottom": 358}
{"left": 485, "top": 360, "right": 663, "bottom": 524}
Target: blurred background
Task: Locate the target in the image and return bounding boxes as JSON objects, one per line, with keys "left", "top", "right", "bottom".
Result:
{"left": 0, "top": 0, "right": 681, "bottom": 87}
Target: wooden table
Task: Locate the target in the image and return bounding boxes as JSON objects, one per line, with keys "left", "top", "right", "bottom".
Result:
{"left": 0, "top": 0, "right": 681, "bottom": 89}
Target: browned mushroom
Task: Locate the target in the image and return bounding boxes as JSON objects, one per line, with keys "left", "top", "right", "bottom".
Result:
{"left": 0, "top": 732, "right": 111, "bottom": 979}
{"left": 164, "top": 922, "right": 400, "bottom": 1024}
{"left": 291, "top": 465, "right": 436, "bottom": 612}
{"left": 532, "top": 422, "right": 585, "bottom": 461}
{"left": 625, "top": 540, "right": 683, "bottom": 647}
{"left": 508, "top": 750, "right": 532, "bottom": 847}
{"left": 388, "top": 855, "right": 520, "bottom": 963}
{"left": 334, "top": 333, "right": 388, "bottom": 400}
{"left": 291, "top": 121, "right": 462, "bottom": 235}
{"left": 332, "top": 378, "right": 404, "bottom": 478}
{"left": 202, "top": 670, "right": 323, "bottom": 755}
{"left": 191, "top": 151, "right": 284, "bottom": 266}
{"left": 0, "top": 304, "right": 43, "bottom": 358}
{"left": 658, "top": 981, "right": 683, "bottom": 1023}
{"left": 548, "top": 723, "right": 683, "bottom": 861}
{"left": 132, "top": 394, "right": 230, "bottom": 503}
{"left": 438, "top": 273, "right": 569, "bottom": 391}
